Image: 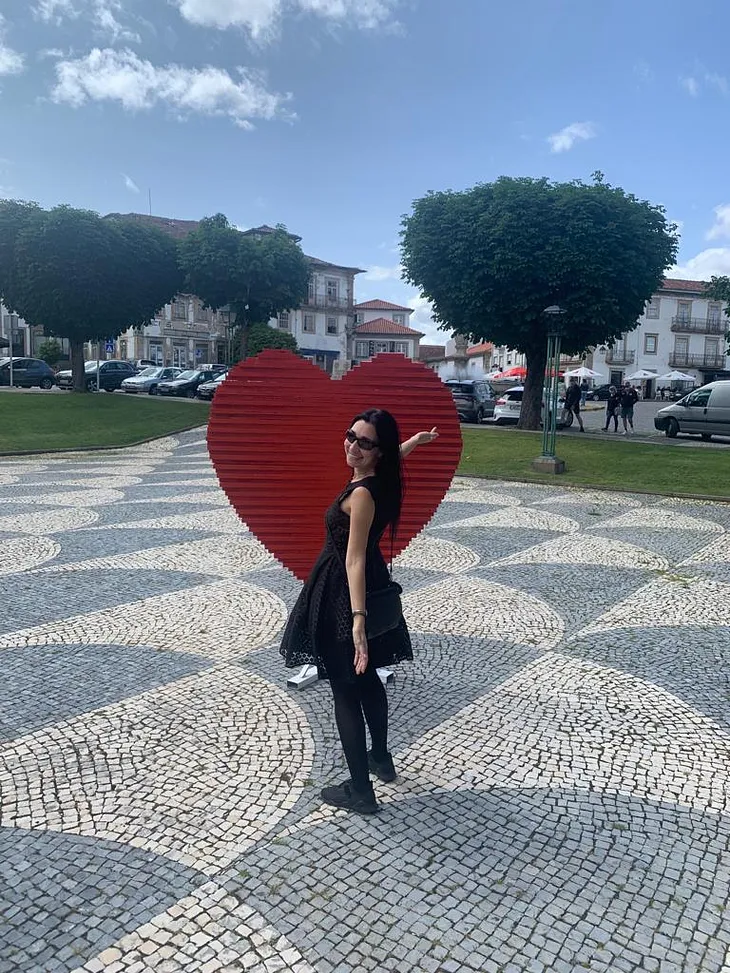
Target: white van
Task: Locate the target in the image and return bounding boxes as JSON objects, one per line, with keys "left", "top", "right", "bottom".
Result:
{"left": 654, "top": 380, "right": 730, "bottom": 440}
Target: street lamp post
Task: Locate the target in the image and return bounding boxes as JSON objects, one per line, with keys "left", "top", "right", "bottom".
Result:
{"left": 532, "top": 305, "right": 566, "bottom": 475}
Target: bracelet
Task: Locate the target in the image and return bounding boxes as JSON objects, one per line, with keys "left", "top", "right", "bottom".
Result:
{"left": 352, "top": 609, "right": 367, "bottom": 619}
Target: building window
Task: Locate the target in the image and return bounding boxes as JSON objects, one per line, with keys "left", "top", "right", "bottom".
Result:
{"left": 645, "top": 298, "right": 660, "bottom": 319}
{"left": 327, "top": 316, "right": 338, "bottom": 335}
{"left": 326, "top": 279, "right": 339, "bottom": 304}
{"left": 303, "top": 313, "right": 316, "bottom": 333}
{"left": 149, "top": 341, "right": 163, "bottom": 364}
{"left": 119, "top": 340, "right": 127, "bottom": 359}
{"left": 278, "top": 312, "right": 290, "bottom": 331}
{"left": 677, "top": 300, "right": 692, "bottom": 322}
{"left": 392, "top": 313, "right": 406, "bottom": 325}
{"left": 355, "top": 341, "right": 370, "bottom": 357}
{"left": 355, "top": 312, "right": 363, "bottom": 324}
{"left": 644, "top": 333, "right": 658, "bottom": 354}
{"left": 393, "top": 341, "right": 408, "bottom": 354}
{"left": 375, "top": 341, "right": 389, "bottom": 353}
{"left": 196, "top": 303, "right": 210, "bottom": 323}
{"left": 308, "top": 278, "right": 316, "bottom": 303}
{"left": 173, "top": 300, "right": 187, "bottom": 320}
{"left": 708, "top": 302, "right": 722, "bottom": 325}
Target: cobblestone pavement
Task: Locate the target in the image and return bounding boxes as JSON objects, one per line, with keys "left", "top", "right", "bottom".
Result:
{"left": 1, "top": 430, "right": 730, "bottom": 973}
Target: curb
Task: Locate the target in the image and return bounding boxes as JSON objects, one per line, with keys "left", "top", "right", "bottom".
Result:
{"left": 456, "top": 472, "right": 730, "bottom": 505}
{"left": 0, "top": 423, "right": 208, "bottom": 458}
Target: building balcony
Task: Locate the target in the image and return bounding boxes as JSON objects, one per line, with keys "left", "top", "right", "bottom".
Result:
{"left": 605, "top": 349, "right": 635, "bottom": 364}
{"left": 305, "top": 295, "right": 351, "bottom": 310}
{"left": 670, "top": 316, "right": 726, "bottom": 335}
{"left": 669, "top": 351, "right": 727, "bottom": 369}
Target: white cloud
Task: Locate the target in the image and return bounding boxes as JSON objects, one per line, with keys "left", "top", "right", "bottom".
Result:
{"left": 122, "top": 172, "right": 140, "bottom": 193}
{"left": 706, "top": 203, "right": 730, "bottom": 241}
{"left": 51, "top": 48, "right": 290, "bottom": 129}
{"left": 680, "top": 75, "right": 699, "bottom": 96}
{"left": 0, "top": 15, "right": 25, "bottom": 76}
{"left": 407, "top": 295, "right": 451, "bottom": 346}
{"left": 364, "top": 263, "right": 402, "bottom": 282}
{"left": 666, "top": 248, "right": 730, "bottom": 281}
{"left": 546, "top": 121, "right": 596, "bottom": 154}
{"left": 173, "top": 0, "right": 398, "bottom": 39}
{"left": 35, "top": 0, "right": 141, "bottom": 42}
{"left": 705, "top": 72, "right": 729, "bottom": 96}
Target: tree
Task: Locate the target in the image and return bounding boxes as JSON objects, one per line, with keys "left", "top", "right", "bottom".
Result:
{"left": 178, "top": 216, "right": 311, "bottom": 361}
{"left": 703, "top": 277, "right": 730, "bottom": 355}
{"left": 401, "top": 174, "right": 679, "bottom": 428}
{"left": 37, "top": 337, "right": 64, "bottom": 368}
{"left": 236, "top": 321, "right": 298, "bottom": 360}
{"left": 0, "top": 202, "right": 182, "bottom": 391}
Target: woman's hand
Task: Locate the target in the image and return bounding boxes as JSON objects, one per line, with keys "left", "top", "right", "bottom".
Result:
{"left": 416, "top": 427, "right": 438, "bottom": 445}
{"left": 353, "top": 616, "right": 369, "bottom": 675}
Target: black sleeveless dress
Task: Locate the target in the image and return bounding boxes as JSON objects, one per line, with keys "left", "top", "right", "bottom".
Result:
{"left": 279, "top": 476, "right": 413, "bottom": 681}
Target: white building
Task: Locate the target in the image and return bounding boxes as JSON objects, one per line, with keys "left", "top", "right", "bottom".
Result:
{"left": 271, "top": 251, "right": 363, "bottom": 375}
{"left": 350, "top": 300, "right": 423, "bottom": 365}
{"left": 592, "top": 278, "right": 730, "bottom": 395}
{"left": 428, "top": 336, "right": 496, "bottom": 381}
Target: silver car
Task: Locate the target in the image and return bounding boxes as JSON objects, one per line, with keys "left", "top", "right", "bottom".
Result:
{"left": 654, "top": 380, "right": 730, "bottom": 440}
{"left": 121, "top": 366, "right": 181, "bottom": 395}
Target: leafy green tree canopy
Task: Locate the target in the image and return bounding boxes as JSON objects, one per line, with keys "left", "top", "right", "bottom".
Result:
{"left": 178, "top": 215, "right": 311, "bottom": 359}
{"left": 37, "top": 337, "right": 64, "bottom": 367}
{"left": 401, "top": 173, "right": 678, "bottom": 427}
{"left": 236, "top": 322, "right": 298, "bottom": 360}
{"left": 0, "top": 201, "right": 182, "bottom": 391}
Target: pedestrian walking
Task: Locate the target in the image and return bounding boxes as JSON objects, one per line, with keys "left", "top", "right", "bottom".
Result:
{"left": 564, "top": 378, "right": 585, "bottom": 432}
{"left": 620, "top": 382, "right": 639, "bottom": 435}
{"left": 603, "top": 386, "right": 620, "bottom": 432}
{"left": 279, "top": 409, "right": 438, "bottom": 815}
{"left": 580, "top": 379, "right": 589, "bottom": 407}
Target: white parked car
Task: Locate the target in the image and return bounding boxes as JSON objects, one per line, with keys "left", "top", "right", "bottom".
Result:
{"left": 490, "top": 385, "right": 574, "bottom": 428}
{"left": 121, "top": 366, "right": 182, "bottom": 395}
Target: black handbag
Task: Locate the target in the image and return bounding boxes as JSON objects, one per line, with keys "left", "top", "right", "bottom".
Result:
{"left": 327, "top": 520, "right": 404, "bottom": 639}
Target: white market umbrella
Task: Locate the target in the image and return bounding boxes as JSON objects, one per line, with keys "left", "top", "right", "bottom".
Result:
{"left": 657, "top": 370, "right": 697, "bottom": 382}
{"left": 563, "top": 366, "right": 605, "bottom": 379}
{"left": 626, "top": 369, "right": 659, "bottom": 380}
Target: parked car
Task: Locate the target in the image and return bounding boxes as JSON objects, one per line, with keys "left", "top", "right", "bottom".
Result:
{"left": 444, "top": 379, "right": 496, "bottom": 423}
{"left": 56, "top": 360, "right": 137, "bottom": 392}
{"left": 196, "top": 363, "right": 228, "bottom": 374}
{"left": 0, "top": 357, "right": 56, "bottom": 389}
{"left": 121, "top": 366, "right": 182, "bottom": 395}
{"left": 589, "top": 384, "right": 612, "bottom": 401}
{"left": 133, "top": 359, "right": 159, "bottom": 372}
{"left": 156, "top": 368, "right": 220, "bottom": 398}
{"left": 490, "top": 385, "right": 573, "bottom": 428}
{"left": 196, "top": 371, "right": 228, "bottom": 401}
{"left": 654, "top": 381, "right": 730, "bottom": 440}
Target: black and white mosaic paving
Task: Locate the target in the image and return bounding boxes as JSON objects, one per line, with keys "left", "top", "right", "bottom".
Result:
{"left": 1, "top": 431, "right": 729, "bottom": 973}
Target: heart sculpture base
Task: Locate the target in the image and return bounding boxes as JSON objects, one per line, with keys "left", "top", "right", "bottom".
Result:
{"left": 207, "top": 350, "right": 463, "bottom": 581}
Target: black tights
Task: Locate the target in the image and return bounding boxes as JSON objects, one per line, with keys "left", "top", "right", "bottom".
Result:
{"left": 604, "top": 411, "right": 618, "bottom": 431}
{"left": 329, "top": 665, "right": 389, "bottom": 792}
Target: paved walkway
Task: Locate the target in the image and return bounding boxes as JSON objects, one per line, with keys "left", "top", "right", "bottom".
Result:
{"left": 1, "top": 432, "right": 730, "bottom": 973}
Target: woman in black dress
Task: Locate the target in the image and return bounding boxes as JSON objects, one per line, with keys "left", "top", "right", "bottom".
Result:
{"left": 280, "top": 408, "right": 438, "bottom": 815}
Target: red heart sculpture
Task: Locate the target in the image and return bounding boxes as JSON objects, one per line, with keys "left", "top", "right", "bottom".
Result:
{"left": 207, "top": 350, "right": 463, "bottom": 581}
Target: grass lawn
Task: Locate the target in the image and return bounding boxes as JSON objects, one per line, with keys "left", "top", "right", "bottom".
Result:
{"left": 0, "top": 392, "right": 210, "bottom": 453}
{"left": 459, "top": 427, "right": 730, "bottom": 499}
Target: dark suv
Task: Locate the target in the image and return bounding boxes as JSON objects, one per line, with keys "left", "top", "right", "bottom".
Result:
{"left": 56, "top": 360, "right": 137, "bottom": 392}
{"left": 0, "top": 357, "right": 57, "bottom": 389}
{"left": 444, "top": 379, "right": 496, "bottom": 423}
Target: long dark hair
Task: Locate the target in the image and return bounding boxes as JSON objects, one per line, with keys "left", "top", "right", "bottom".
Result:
{"left": 351, "top": 408, "right": 403, "bottom": 540}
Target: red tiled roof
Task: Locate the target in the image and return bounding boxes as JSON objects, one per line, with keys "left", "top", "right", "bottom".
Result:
{"left": 354, "top": 299, "right": 412, "bottom": 312}
{"left": 419, "top": 344, "right": 446, "bottom": 360}
{"left": 660, "top": 278, "right": 708, "bottom": 292}
{"left": 354, "top": 317, "right": 423, "bottom": 337}
{"left": 467, "top": 342, "right": 493, "bottom": 356}
{"left": 105, "top": 213, "right": 201, "bottom": 240}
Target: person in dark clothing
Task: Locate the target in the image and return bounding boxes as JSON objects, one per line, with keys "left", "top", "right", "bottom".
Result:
{"left": 580, "top": 379, "right": 590, "bottom": 407}
{"left": 603, "top": 386, "right": 620, "bottom": 432}
{"left": 564, "top": 378, "right": 585, "bottom": 432}
{"left": 280, "top": 409, "right": 438, "bottom": 815}
{"left": 620, "top": 382, "right": 639, "bottom": 435}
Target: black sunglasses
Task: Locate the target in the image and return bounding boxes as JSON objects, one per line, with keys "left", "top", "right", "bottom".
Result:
{"left": 345, "top": 429, "right": 379, "bottom": 451}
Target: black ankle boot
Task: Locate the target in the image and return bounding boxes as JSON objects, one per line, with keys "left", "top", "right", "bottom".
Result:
{"left": 368, "top": 750, "right": 397, "bottom": 782}
{"left": 321, "top": 779, "right": 379, "bottom": 815}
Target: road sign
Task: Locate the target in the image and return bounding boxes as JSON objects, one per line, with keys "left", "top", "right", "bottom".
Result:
{"left": 105, "top": 339, "right": 114, "bottom": 353}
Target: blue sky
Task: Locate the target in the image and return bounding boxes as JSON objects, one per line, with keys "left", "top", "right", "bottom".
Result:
{"left": 1, "top": 0, "right": 729, "bottom": 343}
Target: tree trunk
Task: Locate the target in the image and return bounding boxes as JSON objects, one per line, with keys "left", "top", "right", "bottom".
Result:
{"left": 238, "top": 321, "right": 249, "bottom": 361}
{"left": 517, "top": 343, "right": 547, "bottom": 430}
{"left": 71, "top": 339, "right": 86, "bottom": 393}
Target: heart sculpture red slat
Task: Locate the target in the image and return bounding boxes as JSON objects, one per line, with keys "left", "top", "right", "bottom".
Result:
{"left": 207, "top": 350, "right": 463, "bottom": 581}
